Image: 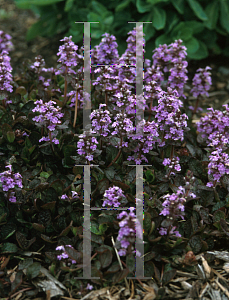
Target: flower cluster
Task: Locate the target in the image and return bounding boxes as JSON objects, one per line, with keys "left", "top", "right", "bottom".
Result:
{"left": 77, "top": 129, "right": 99, "bottom": 163}
{"left": 102, "top": 186, "right": 126, "bottom": 208}
{"left": 196, "top": 105, "right": 229, "bottom": 150}
{"left": 56, "top": 245, "right": 77, "bottom": 265}
{"left": 191, "top": 66, "right": 212, "bottom": 98}
{"left": 0, "top": 165, "right": 23, "bottom": 203}
{"left": 163, "top": 156, "right": 181, "bottom": 177}
{"left": 0, "top": 50, "right": 13, "bottom": 98}
{"left": 0, "top": 31, "right": 14, "bottom": 52}
{"left": 32, "top": 99, "right": 64, "bottom": 144}
{"left": 61, "top": 191, "right": 79, "bottom": 201}
{"left": 97, "top": 33, "right": 119, "bottom": 65}
{"left": 127, "top": 119, "right": 161, "bottom": 165}
{"left": 206, "top": 148, "right": 229, "bottom": 187}
{"left": 116, "top": 207, "right": 142, "bottom": 257}
{"left": 153, "top": 88, "right": 188, "bottom": 143}
{"left": 55, "top": 36, "right": 78, "bottom": 76}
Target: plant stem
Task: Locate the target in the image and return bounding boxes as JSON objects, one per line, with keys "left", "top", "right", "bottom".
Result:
{"left": 73, "top": 88, "right": 78, "bottom": 128}
{"left": 107, "top": 136, "right": 123, "bottom": 168}
{"left": 192, "top": 95, "right": 200, "bottom": 116}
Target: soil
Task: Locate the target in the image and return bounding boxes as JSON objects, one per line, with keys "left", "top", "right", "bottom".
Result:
{"left": 1, "top": 0, "right": 229, "bottom": 114}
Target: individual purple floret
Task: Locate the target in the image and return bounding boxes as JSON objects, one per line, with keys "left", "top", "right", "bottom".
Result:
{"left": 0, "top": 165, "right": 23, "bottom": 203}
{"left": 86, "top": 284, "right": 93, "bottom": 291}
{"left": 0, "top": 31, "right": 14, "bottom": 52}
{"left": 206, "top": 148, "right": 229, "bottom": 188}
{"left": 163, "top": 156, "right": 181, "bottom": 177}
{"left": 102, "top": 185, "right": 126, "bottom": 207}
{"left": 191, "top": 66, "right": 212, "bottom": 98}
{"left": 56, "top": 245, "right": 76, "bottom": 265}
{"left": 116, "top": 207, "right": 142, "bottom": 257}
{"left": 90, "top": 104, "right": 112, "bottom": 137}
{"left": 97, "top": 33, "right": 119, "bottom": 65}
{"left": 77, "top": 129, "right": 99, "bottom": 163}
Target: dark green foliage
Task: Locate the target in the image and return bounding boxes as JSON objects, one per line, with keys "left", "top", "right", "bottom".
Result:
{"left": 14, "top": 0, "right": 229, "bottom": 60}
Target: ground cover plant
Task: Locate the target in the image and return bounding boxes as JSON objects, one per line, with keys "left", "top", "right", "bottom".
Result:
{"left": 1, "top": 27, "right": 229, "bottom": 299}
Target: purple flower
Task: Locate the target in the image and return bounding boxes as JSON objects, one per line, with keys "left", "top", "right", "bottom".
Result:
{"left": 0, "top": 31, "right": 14, "bottom": 52}
{"left": 206, "top": 148, "right": 229, "bottom": 187}
{"left": 102, "top": 186, "right": 126, "bottom": 207}
{"left": 0, "top": 165, "right": 23, "bottom": 203}
{"left": 191, "top": 66, "right": 212, "bottom": 98}
{"left": 55, "top": 36, "right": 78, "bottom": 76}
{"left": 0, "top": 50, "right": 13, "bottom": 96}
{"left": 77, "top": 129, "right": 99, "bottom": 163}
{"left": 97, "top": 33, "right": 119, "bottom": 65}
{"left": 32, "top": 99, "right": 64, "bottom": 144}
{"left": 90, "top": 103, "right": 112, "bottom": 137}
{"left": 116, "top": 207, "right": 143, "bottom": 257}
{"left": 86, "top": 284, "right": 93, "bottom": 291}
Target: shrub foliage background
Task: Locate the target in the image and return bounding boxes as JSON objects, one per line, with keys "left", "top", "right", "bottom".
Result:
{"left": 14, "top": 0, "right": 229, "bottom": 60}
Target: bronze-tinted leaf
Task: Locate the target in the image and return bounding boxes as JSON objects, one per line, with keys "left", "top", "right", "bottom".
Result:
{"left": 40, "top": 234, "right": 56, "bottom": 243}
{"left": 16, "top": 232, "right": 36, "bottom": 250}
{"left": 112, "top": 268, "right": 129, "bottom": 284}
{"left": 105, "top": 262, "right": 120, "bottom": 274}
{"left": 32, "top": 223, "right": 45, "bottom": 232}
{"left": 112, "top": 180, "right": 130, "bottom": 191}
{"left": 41, "top": 201, "right": 56, "bottom": 212}
{"left": 220, "top": 219, "right": 229, "bottom": 237}
{"left": 59, "top": 221, "right": 73, "bottom": 237}
{"left": 64, "top": 246, "right": 83, "bottom": 263}
{"left": 99, "top": 249, "right": 113, "bottom": 269}
{"left": 189, "top": 235, "right": 203, "bottom": 254}
{"left": 162, "top": 269, "right": 177, "bottom": 286}
{"left": 26, "top": 262, "right": 41, "bottom": 280}
{"left": 97, "top": 179, "right": 109, "bottom": 195}
{"left": 10, "top": 270, "right": 23, "bottom": 296}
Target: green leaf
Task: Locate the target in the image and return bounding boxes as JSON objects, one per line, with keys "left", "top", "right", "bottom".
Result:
{"left": 26, "top": 20, "right": 44, "bottom": 41}
{"left": 136, "top": 0, "right": 152, "bottom": 13}
{"left": 187, "top": 0, "right": 208, "bottom": 21}
{"left": 204, "top": 0, "right": 219, "bottom": 30}
{"left": 185, "top": 21, "right": 204, "bottom": 34}
{"left": 155, "top": 33, "right": 172, "bottom": 47}
{"left": 27, "top": 262, "right": 41, "bottom": 280}
{"left": 15, "top": 0, "right": 64, "bottom": 9}
{"left": 184, "top": 37, "right": 199, "bottom": 55}
{"left": 64, "top": 0, "right": 74, "bottom": 12}
{"left": 126, "top": 253, "right": 135, "bottom": 273}
{"left": 166, "top": 12, "right": 180, "bottom": 33}
{"left": 40, "top": 171, "right": 52, "bottom": 179}
{"left": 115, "top": 0, "right": 132, "bottom": 12}
{"left": 7, "top": 131, "right": 15, "bottom": 143}
{"left": 220, "top": 0, "right": 229, "bottom": 34}
{"left": 103, "top": 15, "right": 114, "bottom": 26}
{"left": 171, "top": 0, "right": 184, "bottom": 14}
{"left": 187, "top": 40, "right": 208, "bottom": 60}
{"left": 0, "top": 243, "right": 18, "bottom": 254}
{"left": 91, "top": 0, "right": 108, "bottom": 15}
{"left": 99, "top": 249, "right": 113, "bottom": 269}
{"left": 98, "top": 223, "right": 108, "bottom": 234}
{"left": 152, "top": 6, "right": 166, "bottom": 30}
{"left": 146, "top": 0, "right": 169, "bottom": 4}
